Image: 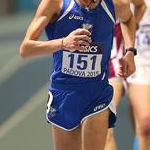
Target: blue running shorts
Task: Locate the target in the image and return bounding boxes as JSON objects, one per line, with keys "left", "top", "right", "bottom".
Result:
{"left": 46, "top": 80, "right": 116, "bottom": 131}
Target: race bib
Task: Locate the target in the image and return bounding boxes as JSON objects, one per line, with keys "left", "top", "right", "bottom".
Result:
{"left": 62, "top": 43, "right": 103, "bottom": 77}
{"left": 136, "top": 26, "right": 150, "bottom": 51}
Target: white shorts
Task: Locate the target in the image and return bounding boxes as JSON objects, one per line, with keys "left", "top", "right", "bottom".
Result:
{"left": 127, "top": 53, "right": 150, "bottom": 85}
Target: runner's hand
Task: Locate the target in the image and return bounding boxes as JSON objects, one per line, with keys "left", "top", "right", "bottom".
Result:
{"left": 118, "top": 51, "right": 136, "bottom": 78}
{"left": 62, "top": 28, "right": 92, "bottom": 51}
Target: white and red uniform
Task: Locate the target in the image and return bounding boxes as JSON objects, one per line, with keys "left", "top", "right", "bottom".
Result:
{"left": 109, "top": 21, "right": 124, "bottom": 79}
{"left": 127, "top": 0, "right": 150, "bottom": 85}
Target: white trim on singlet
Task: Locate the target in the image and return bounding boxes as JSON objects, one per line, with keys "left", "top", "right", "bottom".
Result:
{"left": 57, "top": 0, "right": 75, "bottom": 21}
{"left": 58, "top": 0, "right": 115, "bottom": 23}
{"left": 101, "top": 0, "right": 115, "bottom": 23}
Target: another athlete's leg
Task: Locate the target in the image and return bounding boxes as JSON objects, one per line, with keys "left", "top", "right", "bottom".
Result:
{"left": 105, "top": 129, "right": 116, "bottom": 150}
{"left": 81, "top": 109, "right": 109, "bottom": 150}
{"left": 51, "top": 125, "right": 81, "bottom": 150}
{"left": 128, "top": 84, "right": 150, "bottom": 150}
{"left": 129, "top": 100, "right": 139, "bottom": 150}
{"left": 109, "top": 80, "right": 124, "bottom": 108}
{"left": 104, "top": 80, "right": 124, "bottom": 150}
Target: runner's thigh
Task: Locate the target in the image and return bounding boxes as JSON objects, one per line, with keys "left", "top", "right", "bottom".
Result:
{"left": 51, "top": 125, "right": 81, "bottom": 150}
{"left": 81, "top": 109, "right": 109, "bottom": 150}
{"left": 129, "top": 84, "right": 150, "bottom": 120}
{"left": 109, "top": 79, "right": 124, "bottom": 108}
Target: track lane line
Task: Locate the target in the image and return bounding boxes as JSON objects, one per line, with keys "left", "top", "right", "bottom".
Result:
{"left": 0, "top": 83, "right": 47, "bottom": 140}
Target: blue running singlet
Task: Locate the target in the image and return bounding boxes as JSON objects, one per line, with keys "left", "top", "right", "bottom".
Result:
{"left": 45, "top": 0, "right": 116, "bottom": 131}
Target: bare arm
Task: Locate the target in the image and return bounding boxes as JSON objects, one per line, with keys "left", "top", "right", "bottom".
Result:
{"left": 113, "top": 0, "right": 136, "bottom": 78}
{"left": 131, "top": 0, "right": 146, "bottom": 25}
{"left": 114, "top": 0, "right": 136, "bottom": 49}
{"left": 20, "top": 0, "right": 91, "bottom": 59}
{"left": 20, "top": 0, "right": 63, "bottom": 58}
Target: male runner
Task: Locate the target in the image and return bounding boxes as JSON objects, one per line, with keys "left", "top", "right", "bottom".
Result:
{"left": 19, "top": 0, "right": 136, "bottom": 150}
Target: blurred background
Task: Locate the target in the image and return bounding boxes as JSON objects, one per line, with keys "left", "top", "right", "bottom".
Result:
{"left": 0, "top": 0, "right": 134, "bottom": 150}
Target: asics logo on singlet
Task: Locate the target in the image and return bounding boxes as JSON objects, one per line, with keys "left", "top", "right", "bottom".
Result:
{"left": 78, "top": 45, "right": 98, "bottom": 53}
{"left": 94, "top": 103, "right": 106, "bottom": 112}
{"left": 69, "top": 14, "right": 84, "bottom": 20}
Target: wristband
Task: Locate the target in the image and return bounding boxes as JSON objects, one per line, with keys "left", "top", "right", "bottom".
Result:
{"left": 125, "top": 47, "right": 137, "bottom": 56}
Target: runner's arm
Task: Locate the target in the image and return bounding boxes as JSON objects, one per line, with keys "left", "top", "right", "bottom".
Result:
{"left": 113, "top": 0, "right": 136, "bottom": 78}
{"left": 20, "top": 0, "right": 91, "bottom": 59}
{"left": 131, "top": 0, "right": 146, "bottom": 26}
{"left": 114, "top": 0, "right": 136, "bottom": 49}
{"left": 19, "top": 0, "right": 63, "bottom": 59}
